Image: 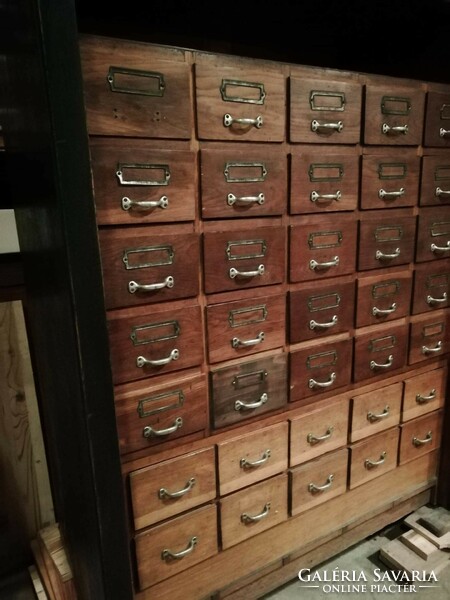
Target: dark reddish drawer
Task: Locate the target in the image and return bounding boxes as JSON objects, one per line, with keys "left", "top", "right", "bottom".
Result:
{"left": 399, "top": 411, "right": 443, "bottom": 465}
{"left": 412, "top": 261, "right": 450, "bottom": 315}
{"left": 358, "top": 216, "right": 416, "bottom": 271}
{"left": 416, "top": 207, "right": 450, "bottom": 263}
{"left": 409, "top": 311, "right": 450, "bottom": 365}
{"left": 420, "top": 156, "right": 450, "bottom": 206}
{"left": 424, "top": 92, "right": 450, "bottom": 147}
{"left": 356, "top": 270, "right": 412, "bottom": 328}
{"left": 354, "top": 322, "right": 408, "bottom": 383}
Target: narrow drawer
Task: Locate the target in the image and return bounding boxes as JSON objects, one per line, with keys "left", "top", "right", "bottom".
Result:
{"left": 129, "top": 447, "right": 216, "bottom": 530}
{"left": 206, "top": 292, "right": 286, "bottom": 364}
{"left": 217, "top": 422, "right": 288, "bottom": 496}
{"left": 220, "top": 474, "right": 288, "bottom": 550}
{"left": 424, "top": 92, "right": 450, "bottom": 147}
{"left": 408, "top": 311, "right": 449, "bottom": 365}
{"left": 289, "top": 397, "right": 350, "bottom": 466}
{"left": 98, "top": 228, "right": 199, "bottom": 309}
{"left": 115, "top": 372, "right": 207, "bottom": 454}
{"left": 290, "top": 151, "right": 359, "bottom": 214}
{"left": 200, "top": 146, "right": 287, "bottom": 219}
{"left": 420, "top": 156, "right": 450, "bottom": 206}
{"left": 402, "top": 367, "right": 446, "bottom": 422}
{"left": 412, "top": 261, "right": 450, "bottom": 315}
{"left": 358, "top": 216, "right": 416, "bottom": 271}
{"left": 399, "top": 411, "right": 443, "bottom": 465}
{"left": 349, "top": 427, "right": 399, "bottom": 489}
{"left": 135, "top": 504, "right": 218, "bottom": 590}
{"left": 290, "top": 448, "right": 348, "bottom": 516}
{"left": 356, "top": 270, "right": 412, "bottom": 328}
{"left": 90, "top": 140, "right": 196, "bottom": 225}
{"left": 289, "top": 76, "right": 362, "bottom": 144}
{"left": 210, "top": 353, "right": 287, "bottom": 429}
{"left": 416, "top": 207, "right": 450, "bottom": 263}
{"left": 350, "top": 382, "right": 402, "bottom": 443}
{"left": 80, "top": 36, "right": 192, "bottom": 138}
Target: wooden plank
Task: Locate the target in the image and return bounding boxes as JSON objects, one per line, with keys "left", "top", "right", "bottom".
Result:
{"left": 404, "top": 506, "right": 450, "bottom": 548}
{"left": 38, "top": 524, "right": 73, "bottom": 582}
{"left": 29, "top": 564, "right": 49, "bottom": 599}
{"left": 400, "top": 530, "right": 438, "bottom": 560}
{"left": 380, "top": 537, "right": 450, "bottom": 576}
{"left": 31, "top": 539, "right": 57, "bottom": 600}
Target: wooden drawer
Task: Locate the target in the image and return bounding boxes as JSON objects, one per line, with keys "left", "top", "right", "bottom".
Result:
{"left": 195, "top": 59, "right": 285, "bottom": 142}
{"left": 358, "top": 216, "right": 416, "bottom": 271}
{"left": 107, "top": 302, "right": 203, "bottom": 385}
{"left": 424, "top": 92, "right": 450, "bottom": 147}
{"left": 402, "top": 367, "right": 446, "bottom": 422}
{"left": 98, "top": 228, "right": 199, "bottom": 309}
{"left": 360, "top": 152, "right": 419, "bottom": 210}
{"left": 90, "top": 140, "right": 196, "bottom": 225}
{"left": 290, "top": 338, "right": 353, "bottom": 403}
{"left": 350, "top": 382, "right": 402, "bottom": 443}
{"left": 416, "top": 207, "right": 450, "bottom": 263}
{"left": 210, "top": 353, "right": 287, "bottom": 429}
{"left": 290, "top": 279, "right": 355, "bottom": 343}
{"left": 135, "top": 504, "right": 217, "bottom": 590}
{"left": 115, "top": 372, "right": 207, "bottom": 454}
{"left": 349, "top": 427, "right": 399, "bottom": 489}
{"left": 353, "top": 322, "right": 408, "bottom": 383}
{"left": 220, "top": 474, "right": 288, "bottom": 550}
{"left": 290, "top": 397, "right": 350, "bottom": 466}
{"left": 290, "top": 215, "right": 357, "bottom": 283}
{"left": 203, "top": 225, "right": 285, "bottom": 294}
{"left": 412, "top": 261, "right": 450, "bottom": 315}
{"left": 356, "top": 270, "right": 412, "bottom": 328}
{"left": 200, "top": 146, "right": 287, "bottom": 219}
{"left": 399, "top": 411, "right": 443, "bottom": 465}
{"left": 206, "top": 292, "right": 286, "bottom": 364}
{"left": 408, "top": 311, "right": 450, "bottom": 364}
{"left": 420, "top": 155, "right": 450, "bottom": 206}
{"left": 80, "top": 36, "right": 192, "bottom": 139}
{"left": 290, "top": 448, "right": 348, "bottom": 516}
{"left": 289, "top": 76, "right": 362, "bottom": 144}
{"left": 363, "top": 84, "right": 425, "bottom": 146}
{"left": 290, "top": 151, "right": 359, "bottom": 214}
{"left": 129, "top": 447, "right": 216, "bottom": 530}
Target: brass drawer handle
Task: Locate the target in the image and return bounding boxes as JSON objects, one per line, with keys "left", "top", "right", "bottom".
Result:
{"left": 307, "top": 426, "right": 334, "bottom": 444}
{"left": 143, "top": 416, "right": 183, "bottom": 438}
{"left": 235, "top": 393, "right": 268, "bottom": 411}
{"left": 128, "top": 276, "right": 174, "bottom": 293}
{"left": 229, "top": 265, "right": 265, "bottom": 279}
{"left": 121, "top": 196, "right": 169, "bottom": 211}
{"left": 232, "top": 331, "right": 265, "bottom": 348}
{"left": 310, "top": 190, "right": 341, "bottom": 203}
{"left": 413, "top": 431, "right": 433, "bottom": 447}
{"left": 309, "top": 256, "right": 339, "bottom": 271}
{"left": 308, "top": 474, "right": 334, "bottom": 493}
{"left": 427, "top": 292, "right": 447, "bottom": 305}
{"left": 416, "top": 389, "right": 436, "bottom": 404}
{"left": 440, "top": 128, "right": 450, "bottom": 138}
{"left": 309, "top": 315, "right": 338, "bottom": 330}
{"left": 375, "top": 248, "right": 400, "bottom": 261}
{"left": 370, "top": 354, "right": 394, "bottom": 370}
{"left": 159, "top": 477, "right": 196, "bottom": 500}
{"left": 240, "top": 449, "right": 271, "bottom": 469}
{"left": 161, "top": 536, "right": 197, "bottom": 561}
{"left": 365, "top": 451, "right": 387, "bottom": 469}
{"left": 382, "top": 123, "right": 408, "bottom": 135}
{"left": 431, "top": 241, "right": 450, "bottom": 253}
{"left": 136, "top": 348, "right": 179, "bottom": 368}
{"left": 367, "top": 405, "right": 390, "bottom": 422}
{"left": 378, "top": 187, "right": 405, "bottom": 199}
{"left": 372, "top": 302, "right": 397, "bottom": 316}
{"left": 435, "top": 187, "right": 450, "bottom": 197}
{"left": 309, "top": 372, "right": 336, "bottom": 389}
{"left": 227, "top": 193, "right": 265, "bottom": 206}
{"left": 223, "top": 113, "right": 263, "bottom": 129}
{"left": 422, "top": 341, "right": 442, "bottom": 354}
{"left": 241, "top": 502, "right": 271, "bottom": 524}
{"left": 311, "top": 119, "right": 343, "bottom": 133}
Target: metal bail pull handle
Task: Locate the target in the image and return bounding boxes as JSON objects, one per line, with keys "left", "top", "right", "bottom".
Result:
{"left": 308, "top": 474, "right": 334, "bottom": 493}
{"left": 311, "top": 119, "right": 343, "bottom": 133}
{"left": 310, "top": 190, "right": 341, "bottom": 203}
{"left": 422, "top": 341, "right": 443, "bottom": 354}
{"left": 227, "top": 193, "right": 265, "bottom": 206}
{"left": 378, "top": 187, "right": 405, "bottom": 199}
{"left": 427, "top": 292, "right": 447, "bottom": 305}
{"left": 435, "top": 187, "right": 450, "bottom": 197}
{"left": 367, "top": 405, "right": 390, "bottom": 422}
{"left": 309, "top": 256, "right": 339, "bottom": 271}
{"left": 121, "top": 196, "right": 169, "bottom": 211}
{"left": 159, "top": 477, "right": 196, "bottom": 500}
{"left": 241, "top": 502, "right": 271, "bottom": 524}
{"left": 382, "top": 123, "right": 409, "bottom": 135}
{"left": 413, "top": 431, "right": 433, "bottom": 447}
{"left": 128, "top": 276, "right": 174, "bottom": 293}
{"left": 375, "top": 248, "right": 400, "bottom": 261}
{"left": 372, "top": 302, "right": 397, "bottom": 316}
{"left": 136, "top": 348, "right": 179, "bottom": 368}
{"left": 161, "top": 536, "right": 197, "bottom": 561}
{"left": 143, "top": 416, "right": 183, "bottom": 438}
{"left": 309, "top": 372, "right": 336, "bottom": 389}
{"left": 307, "top": 426, "right": 334, "bottom": 444}
{"left": 229, "top": 264, "right": 265, "bottom": 279}
{"left": 431, "top": 241, "right": 450, "bottom": 253}
{"left": 235, "top": 393, "right": 268, "bottom": 411}
{"left": 309, "top": 315, "right": 338, "bottom": 330}
{"left": 240, "top": 449, "right": 271, "bottom": 469}
{"left": 223, "top": 113, "right": 263, "bottom": 129}
{"left": 365, "top": 451, "right": 387, "bottom": 469}
{"left": 370, "top": 354, "right": 394, "bottom": 370}
{"left": 232, "top": 331, "right": 265, "bottom": 348}
{"left": 440, "top": 128, "right": 450, "bottom": 138}
{"left": 416, "top": 389, "right": 436, "bottom": 404}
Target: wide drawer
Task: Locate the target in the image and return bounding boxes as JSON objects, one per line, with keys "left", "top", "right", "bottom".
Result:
{"left": 220, "top": 473, "right": 288, "bottom": 550}
{"left": 210, "top": 353, "right": 287, "bottom": 429}
{"left": 350, "top": 382, "right": 402, "bottom": 443}
{"left": 98, "top": 228, "right": 199, "bottom": 309}
{"left": 402, "top": 367, "right": 446, "bottom": 422}
{"left": 349, "top": 427, "right": 399, "bottom": 489}
{"left": 416, "top": 207, "right": 450, "bottom": 263}
{"left": 129, "top": 447, "right": 216, "bottom": 530}
{"left": 356, "top": 270, "right": 412, "bottom": 328}
{"left": 424, "top": 92, "right": 450, "bottom": 147}
{"left": 200, "top": 146, "right": 287, "bottom": 218}
{"left": 412, "top": 261, "right": 450, "bottom": 315}
{"left": 135, "top": 504, "right": 218, "bottom": 590}
{"left": 290, "top": 448, "right": 348, "bottom": 516}
{"left": 358, "top": 216, "right": 416, "bottom": 271}
{"left": 420, "top": 155, "right": 450, "bottom": 206}
{"left": 408, "top": 311, "right": 450, "bottom": 365}
{"left": 399, "top": 411, "right": 443, "bottom": 465}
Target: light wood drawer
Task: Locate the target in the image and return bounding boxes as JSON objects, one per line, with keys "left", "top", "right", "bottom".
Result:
{"left": 424, "top": 92, "right": 450, "bottom": 147}
{"left": 129, "top": 447, "right": 216, "bottom": 530}
{"left": 412, "top": 261, "right": 450, "bottom": 315}
{"left": 420, "top": 155, "right": 450, "bottom": 206}
{"left": 289, "top": 397, "right": 350, "bottom": 466}
{"left": 350, "top": 382, "right": 402, "bottom": 443}
{"left": 356, "top": 270, "right": 412, "bottom": 328}
{"left": 217, "top": 421, "right": 288, "bottom": 496}
{"left": 220, "top": 474, "right": 288, "bottom": 550}
{"left": 135, "top": 504, "right": 218, "bottom": 590}
{"left": 358, "top": 216, "right": 416, "bottom": 271}
{"left": 290, "top": 448, "right": 348, "bottom": 516}
{"left": 354, "top": 322, "right": 408, "bottom": 383}
{"left": 416, "top": 207, "right": 450, "bottom": 263}
{"left": 399, "top": 411, "right": 443, "bottom": 465}
{"left": 349, "top": 427, "right": 399, "bottom": 489}
{"left": 408, "top": 311, "right": 450, "bottom": 365}
{"left": 402, "top": 367, "right": 446, "bottom": 422}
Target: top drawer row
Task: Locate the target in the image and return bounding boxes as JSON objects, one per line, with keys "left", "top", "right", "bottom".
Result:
{"left": 80, "top": 37, "right": 449, "bottom": 146}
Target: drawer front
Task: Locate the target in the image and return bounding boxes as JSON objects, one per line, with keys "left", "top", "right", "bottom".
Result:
{"left": 360, "top": 153, "right": 419, "bottom": 210}
{"left": 195, "top": 61, "right": 285, "bottom": 141}
{"left": 135, "top": 504, "right": 218, "bottom": 590}
{"left": 220, "top": 474, "right": 288, "bottom": 550}
{"left": 290, "top": 397, "right": 350, "bottom": 466}
{"left": 416, "top": 207, "right": 450, "bottom": 263}
{"left": 107, "top": 303, "right": 203, "bottom": 384}
{"left": 203, "top": 226, "right": 285, "bottom": 294}
{"left": 289, "top": 77, "right": 362, "bottom": 144}
{"left": 217, "top": 422, "right": 288, "bottom": 496}
{"left": 206, "top": 292, "right": 286, "bottom": 364}
{"left": 290, "top": 279, "right": 355, "bottom": 343}
{"left": 399, "top": 410, "right": 443, "bottom": 464}
{"left": 200, "top": 147, "right": 287, "bottom": 218}
{"left": 420, "top": 156, "right": 450, "bottom": 206}
{"left": 290, "top": 448, "right": 348, "bottom": 516}
{"left": 364, "top": 85, "right": 425, "bottom": 145}
{"left": 354, "top": 323, "right": 408, "bottom": 383}
{"left": 290, "top": 152, "right": 359, "bottom": 214}
{"left": 349, "top": 427, "right": 399, "bottom": 489}
{"left": 424, "top": 92, "right": 450, "bottom": 147}
{"left": 129, "top": 447, "right": 216, "bottom": 530}
{"left": 356, "top": 270, "right": 412, "bottom": 328}
{"left": 290, "top": 339, "right": 353, "bottom": 403}
{"left": 290, "top": 216, "right": 357, "bottom": 283}
{"left": 99, "top": 229, "right": 199, "bottom": 309}
{"left": 350, "top": 382, "right": 402, "bottom": 443}
{"left": 90, "top": 141, "right": 196, "bottom": 225}
{"left": 80, "top": 36, "right": 192, "bottom": 138}
{"left": 402, "top": 367, "right": 446, "bottom": 422}
{"left": 358, "top": 216, "right": 416, "bottom": 271}
{"left": 115, "top": 373, "right": 207, "bottom": 454}
{"left": 408, "top": 312, "right": 449, "bottom": 365}
{"left": 412, "top": 261, "right": 450, "bottom": 315}
{"left": 210, "top": 354, "right": 287, "bottom": 429}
